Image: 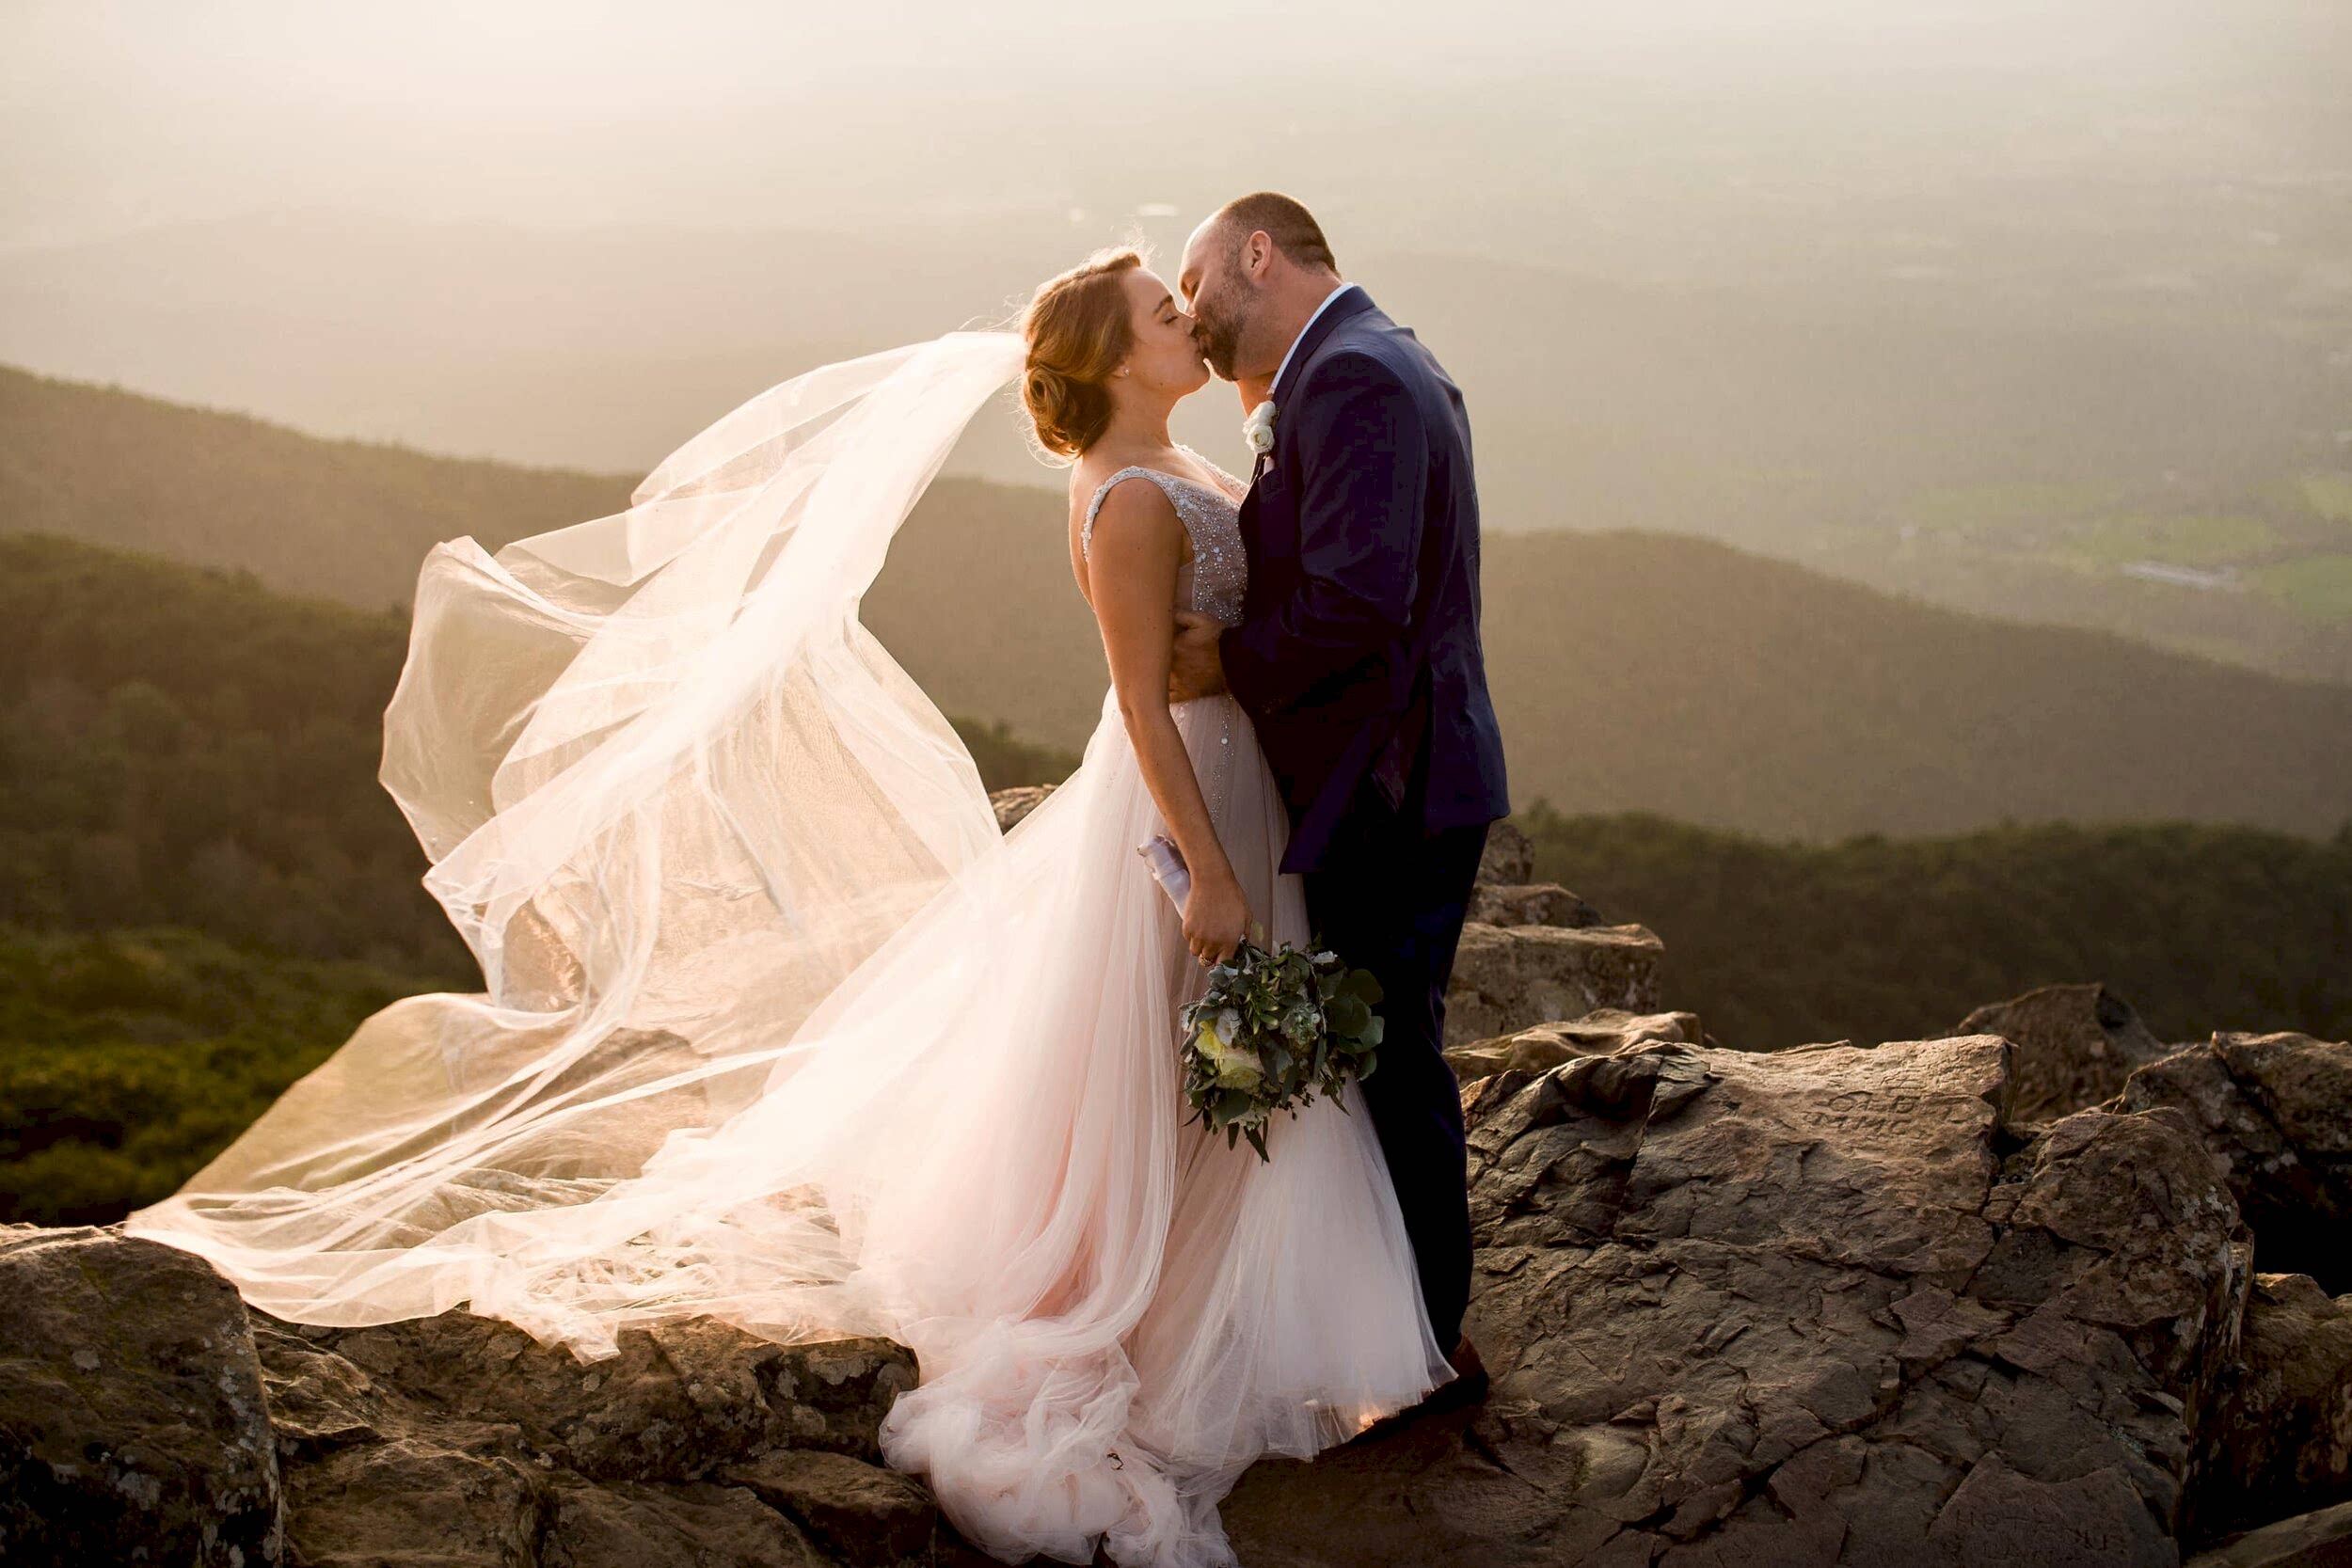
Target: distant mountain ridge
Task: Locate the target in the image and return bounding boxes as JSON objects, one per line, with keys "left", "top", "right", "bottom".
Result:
{"left": 5, "top": 362, "right": 2349, "bottom": 844}
{"left": 8, "top": 208, "right": 2348, "bottom": 687}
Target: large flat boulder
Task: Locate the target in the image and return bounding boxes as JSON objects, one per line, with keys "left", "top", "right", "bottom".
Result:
{"left": 1442, "top": 922, "right": 1666, "bottom": 1046}
{"left": 0, "top": 1226, "right": 281, "bottom": 1568}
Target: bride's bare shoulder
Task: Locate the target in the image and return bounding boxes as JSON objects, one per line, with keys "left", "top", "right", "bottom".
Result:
{"left": 1065, "top": 462, "right": 1172, "bottom": 605}
{"left": 1066, "top": 467, "right": 1179, "bottom": 616}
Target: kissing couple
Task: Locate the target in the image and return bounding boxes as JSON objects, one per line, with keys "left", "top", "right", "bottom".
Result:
{"left": 129, "top": 191, "right": 1511, "bottom": 1567}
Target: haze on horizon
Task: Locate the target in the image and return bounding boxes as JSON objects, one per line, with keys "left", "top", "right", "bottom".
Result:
{"left": 5, "top": 1, "right": 2346, "bottom": 259}
{"left": 3, "top": 0, "right": 2349, "bottom": 683}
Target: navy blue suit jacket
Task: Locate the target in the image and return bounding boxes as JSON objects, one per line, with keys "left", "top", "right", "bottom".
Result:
{"left": 1218, "top": 287, "right": 1510, "bottom": 875}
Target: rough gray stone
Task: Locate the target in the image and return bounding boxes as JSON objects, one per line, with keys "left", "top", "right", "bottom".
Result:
{"left": 541, "top": 1477, "right": 826, "bottom": 1568}
{"left": 1224, "top": 1035, "right": 2255, "bottom": 1567}
{"left": 2185, "top": 1497, "right": 2352, "bottom": 1567}
{"left": 1442, "top": 922, "right": 1666, "bottom": 1047}
{"left": 278, "top": 1436, "right": 544, "bottom": 1568}
{"left": 2117, "top": 1031, "right": 2352, "bottom": 1291}
{"left": 1466, "top": 881, "right": 1606, "bottom": 929}
{"left": 722, "top": 1449, "right": 936, "bottom": 1567}
{"left": 265, "top": 1311, "right": 914, "bottom": 1477}
{"left": 989, "top": 785, "right": 1056, "bottom": 833}
{"left": 247, "top": 1309, "right": 918, "bottom": 1566}
{"left": 1947, "top": 981, "right": 2171, "bottom": 1123}
{"left": 1444, "top": 1008, "right": 1704, "bottom": 1083}
{"left": 0, "top": 1225, "right": 281, "bottom": 1568}
{"left": 2193, "top": 1273, "right": 2352, "bottom": 1541}
{"left": 1477, "top": 821, "right": 1535, "bottom": 885}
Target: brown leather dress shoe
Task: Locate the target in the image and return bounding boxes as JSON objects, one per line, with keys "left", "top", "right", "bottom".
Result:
{"left": 1442, "top": 1334, "right": 1491, "bottom": 1407}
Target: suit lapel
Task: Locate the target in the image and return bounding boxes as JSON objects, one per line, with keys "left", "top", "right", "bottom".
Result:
{"left": 1240, "top": 286, "right": 1382, "bottom": 594}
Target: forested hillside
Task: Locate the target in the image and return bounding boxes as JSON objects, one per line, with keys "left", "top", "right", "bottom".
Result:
{"left": 1516, "top": 803, "right": 2352, "bottom": 1053}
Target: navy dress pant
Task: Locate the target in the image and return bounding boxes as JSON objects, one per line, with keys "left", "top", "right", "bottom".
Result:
{"left": 1301, "top": 772, "right": 1488, "bottom": 1352}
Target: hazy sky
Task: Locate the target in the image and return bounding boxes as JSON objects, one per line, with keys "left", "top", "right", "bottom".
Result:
{"left": 1, "top": 0, "right": 2344, "bottom": 690}
{"left": 4, "top": 0, "right": 2344, "bottom": 260}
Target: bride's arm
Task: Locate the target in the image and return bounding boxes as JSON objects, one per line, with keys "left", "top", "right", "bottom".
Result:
{"left": 1087, "top": 481, "right": 1251, "bottom": 965}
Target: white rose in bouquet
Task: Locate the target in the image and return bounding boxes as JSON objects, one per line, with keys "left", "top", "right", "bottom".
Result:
{"left": 1194, "top": 1007, "right": 1263, "bottom": 1091}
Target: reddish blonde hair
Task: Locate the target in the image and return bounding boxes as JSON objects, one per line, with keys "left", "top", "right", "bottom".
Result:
{"left": 1020, "top": 247, "right": 1143, "bottom": 459}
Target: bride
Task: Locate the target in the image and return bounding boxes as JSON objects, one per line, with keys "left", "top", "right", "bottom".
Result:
{"left": 125, "top": 247, "right": 1455, "bottom": 1566}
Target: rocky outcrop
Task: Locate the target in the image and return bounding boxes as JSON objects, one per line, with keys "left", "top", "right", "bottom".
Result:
{"left": 1443, "top": 1008, "right": 1704, "bottom": 1083}
{"left": 1450, "top": 819, "right": 1662, "bottom": 1045}
{"left": 2115, "top": 1030, "right": 2352, "bottom": 1291}
{"left": 0, "top": 1226, "right": 281, "bottom": 1567}
{"left": 1225, "top": 1036, "right": 2256, "bottom": 1566}
{"left": 1946, "top": 980, "right": 2172, "bottom": 1123}
{"left": 15, "top": 790, "right": 2351, "bottom": 1568}
{"left": 0, "top": 1227, "right": 932, "bottom": 1568}
{"left": 15, "top": 1015, "right": 2350, "bottom": 1566}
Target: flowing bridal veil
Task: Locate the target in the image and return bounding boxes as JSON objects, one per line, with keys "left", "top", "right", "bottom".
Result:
{"left": 129, "top": 332, "right": 1038, "bottom": 1345}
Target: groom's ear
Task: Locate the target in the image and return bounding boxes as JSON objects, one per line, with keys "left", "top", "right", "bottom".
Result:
{"left": 1241, "top": 230, "right": 1277, "bottom": 281}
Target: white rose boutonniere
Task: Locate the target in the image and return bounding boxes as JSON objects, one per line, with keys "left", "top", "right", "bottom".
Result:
{"left": 1242, "top": 400, "right": 1278, "bottom": 457}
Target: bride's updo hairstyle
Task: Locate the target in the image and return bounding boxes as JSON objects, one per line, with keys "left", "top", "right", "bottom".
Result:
{"left": 1021, "top": 247, "right": 1143, "bottom": 460}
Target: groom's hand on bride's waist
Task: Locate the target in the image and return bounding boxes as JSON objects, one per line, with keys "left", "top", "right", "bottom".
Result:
{"left": 1168, "top": 612, "right": 1231, "bottom": 702}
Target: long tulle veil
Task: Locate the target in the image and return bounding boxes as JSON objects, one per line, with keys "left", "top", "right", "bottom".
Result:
{"left": 126, "top": 330, "right": 1035, "bottom": 1353}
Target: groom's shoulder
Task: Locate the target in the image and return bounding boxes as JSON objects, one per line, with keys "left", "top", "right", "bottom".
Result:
{"left": 1295, "top": 311, "right": 1440, "bottom": 412}
{"left": 1299, "top": 309, "right": 1419, "bottom": 387}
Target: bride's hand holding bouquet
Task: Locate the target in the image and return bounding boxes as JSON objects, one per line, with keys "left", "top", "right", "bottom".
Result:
{"left": 1183, "top": 863, "right": 1251, "bottom": 967}
{"left": 1141, "top": 834, "right": 1387, "bottom": 1162}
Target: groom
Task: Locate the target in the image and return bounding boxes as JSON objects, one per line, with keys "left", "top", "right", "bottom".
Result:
{"left": 1169, "top": 194, "right": 1510, "bottom": 1405}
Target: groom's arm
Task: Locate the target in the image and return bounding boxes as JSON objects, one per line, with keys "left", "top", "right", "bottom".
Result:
{"left": 1219, "top": 352, "right": 1428, "bottom": 716}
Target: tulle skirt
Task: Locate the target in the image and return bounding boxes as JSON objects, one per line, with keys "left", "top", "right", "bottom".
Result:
{"left": 135, "top": 685, "right": 1450, "bottom": 1567}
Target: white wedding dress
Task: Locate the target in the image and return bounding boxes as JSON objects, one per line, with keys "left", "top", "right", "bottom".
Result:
{"left": 125, "top": 332, "right": 1452, "bottom": 1567}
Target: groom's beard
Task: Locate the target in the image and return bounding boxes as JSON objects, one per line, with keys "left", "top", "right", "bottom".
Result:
{"left": 1192, "top": 315, "right": 1243, "bottom": 383}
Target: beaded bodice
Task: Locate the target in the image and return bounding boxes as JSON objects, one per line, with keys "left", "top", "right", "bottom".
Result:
{"left": 1081, "top": 456, "right": 1248, "bottom": 625}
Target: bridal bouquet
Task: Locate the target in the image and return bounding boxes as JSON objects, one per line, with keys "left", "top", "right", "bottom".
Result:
{"left": 1140, "top": 836, "right": 1386, "bottom": 1161}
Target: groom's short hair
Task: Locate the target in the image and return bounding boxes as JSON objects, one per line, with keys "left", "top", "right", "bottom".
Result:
{"left": 1213, "top": 193, "right": 1337, "bottom": 274}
